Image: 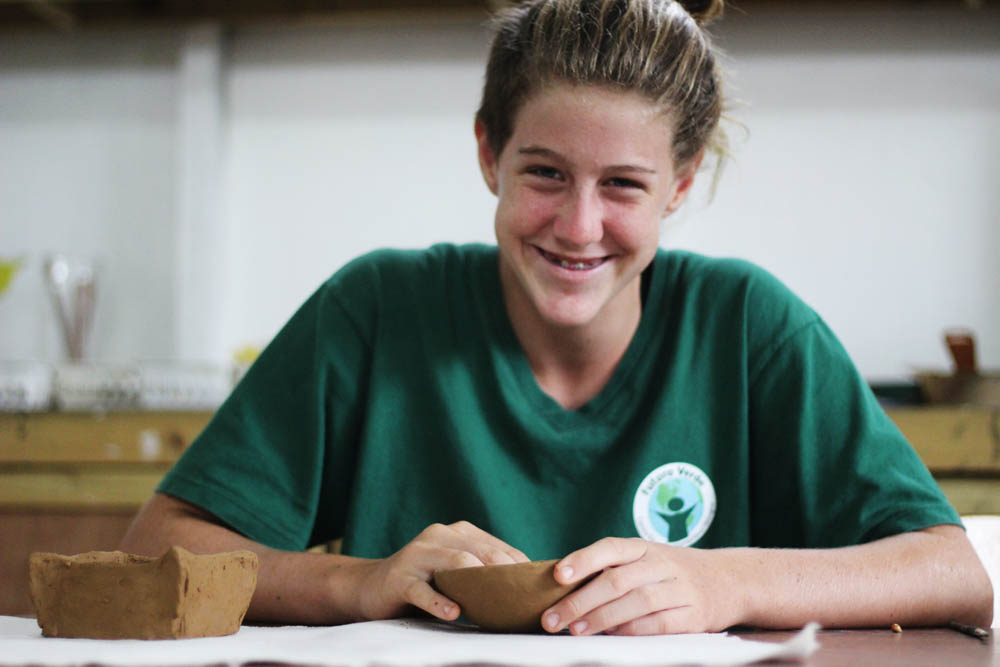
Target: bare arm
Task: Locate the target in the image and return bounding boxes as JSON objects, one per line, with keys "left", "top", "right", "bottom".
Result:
{"left": 733, "top": 525, "right": 993, "bottom": 630}
{"left": 121, "top": 493, "right": 371, "bottom": 624}
{"left": 543, "top": 525, "right": 993, "bottom": 635}
{"left": 120, "top": 493, "right": 528, "bottom": 625}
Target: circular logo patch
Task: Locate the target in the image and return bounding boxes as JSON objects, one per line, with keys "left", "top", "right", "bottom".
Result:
{"left": 633, "top": 462, "right": 716, "bottom": 546}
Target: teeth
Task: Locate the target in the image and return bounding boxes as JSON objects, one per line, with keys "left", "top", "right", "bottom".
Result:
{"left": 560, "top": 259, "right": 596, "bottom": 270}
{"left": 540, "top": 248, "right": 603, "bottom": 270}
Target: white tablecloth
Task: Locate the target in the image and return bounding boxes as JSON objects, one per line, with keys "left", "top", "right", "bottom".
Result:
{"left": 0, "top": 616, "right": 819, "bottom": 667}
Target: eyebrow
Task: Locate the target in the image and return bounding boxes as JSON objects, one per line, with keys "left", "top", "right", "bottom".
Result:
{"left": 517, "top": 145, "right": 657, "bottom": 174}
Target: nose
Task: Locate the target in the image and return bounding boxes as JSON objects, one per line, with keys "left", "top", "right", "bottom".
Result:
{"left": 552, "top": 186, "right": 604, "bottom": 247}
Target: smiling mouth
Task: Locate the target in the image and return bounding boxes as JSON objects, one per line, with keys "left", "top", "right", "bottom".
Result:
{"left": 536, "top": 247, "right": 609, "bottom": 271}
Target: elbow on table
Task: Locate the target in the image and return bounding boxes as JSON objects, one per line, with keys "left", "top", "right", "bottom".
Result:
{"left": 913, "top": 524, "right": 994, "bottom": 629}
{"left": 968, "top": 581, "right": 994, "bottom": 629}
{"left": 951, "top": 541, "right": 994, "bottom": 629}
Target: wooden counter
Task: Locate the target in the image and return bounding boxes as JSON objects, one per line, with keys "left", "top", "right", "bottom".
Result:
{"left": 887, "top": 406, "right": 1000, "bottom": 515}
{"left": 2, "top": 407, "right": 995, "bottom": 512}
{"left": 0, "top": 411, "right": 212, "bottom": 615}
{"left": 0, "top": 406, "right": 998, "bottom": 615}
{"left": 0, "top": 410, "right": 212, "bottom": 509}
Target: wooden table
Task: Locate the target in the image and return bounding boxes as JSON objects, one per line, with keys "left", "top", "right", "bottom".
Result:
{"left": 739, "top": 626, "right": 998, "bottom": 666}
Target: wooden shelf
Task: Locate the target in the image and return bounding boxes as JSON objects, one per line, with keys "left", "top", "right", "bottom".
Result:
{"left": 886, "top": 406, "right": 1000, "bottom": 474}
{"left": 0, "top": 0, "right": 499, "bottom": 31}
{"left": 886, "top": 406, "right": 999, "bottom": 514}
{"left": 0, "top": 465, "right": 175, "bottom": 510}
{"left": 0, "top": 411, "right": 211, "bottom": 510}
{"left": 1, "top": 407, "right": 997, "bottom": 512}
{"left": 935, "top": 479, "right": 1000, "bottom": 515}
{"left": 0, "top": 411, "right": 212, "bottom": 465}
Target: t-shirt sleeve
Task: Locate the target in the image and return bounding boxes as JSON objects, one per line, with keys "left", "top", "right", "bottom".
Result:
{"left": 743, "top": 273, "right": 960, "bottom": 548}
{"left": 156, "top": 263, "right": 375, "bottom": 551}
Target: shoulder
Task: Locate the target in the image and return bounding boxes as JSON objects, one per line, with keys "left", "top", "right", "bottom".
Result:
{"left": 655, "top": 250, "right": 795, "bottom": 300}
{"left": 327, "top": 243, "right": 492, "bottom": 286}
{"left": 314, "top": 244, "right": 496, "bottom": 336}
{"left": 322, "top": 243, "right": 493, "bottom": 299}
{"left": 652, "top": 250, "right": 823, "bottom": 367}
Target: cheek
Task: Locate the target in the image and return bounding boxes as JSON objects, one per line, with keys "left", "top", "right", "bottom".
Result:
{"left": 495, "top": 188, "right": 553, "bottom": 236}
{"left": 603, "top": 208, "right": 662, "bottom": 251}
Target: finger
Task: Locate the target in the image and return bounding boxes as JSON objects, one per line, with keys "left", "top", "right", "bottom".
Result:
{"left": 553, "top": 537, "right": 648, "bottom": 585}
{"left": 447, "top": 521, "right": 530, "bottom": 564}
{"left": 415, "top": 524, "right": 490, "bottom": 566}
{"left": 401, "top": 578, "right": 462, "bottom": 622}
{"left": 542, "top": 561, "right": 662, "bottom": 633}
{"left": 409, "top": 542, "right": 485, "bottom": 572}
{"left": 553, "top": 537, "right": 647, "bottom": 586}
{"left": 605, "top": 606, "right": 700, "bottom": 636}
{"left": 570, "top": 582, "right": 688, "bottom": 636}
{"left": 448, "top": 521, "right": 530, "bottom": 563}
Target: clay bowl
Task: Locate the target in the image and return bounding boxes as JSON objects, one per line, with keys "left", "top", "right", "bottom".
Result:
{"left": 433, "top": 559, "right": 583, "bottom": 633}
{"left": 29, "top": 546, "right": 258, "bottom": 639}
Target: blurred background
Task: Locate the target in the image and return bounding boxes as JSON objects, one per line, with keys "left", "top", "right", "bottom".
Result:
{"left": 1, "top": 0, "right": 997, "bottom": 381}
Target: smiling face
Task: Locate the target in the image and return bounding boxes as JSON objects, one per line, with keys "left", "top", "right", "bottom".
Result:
{"left": 477, "top": 83, "right": 698, "bottom": 333}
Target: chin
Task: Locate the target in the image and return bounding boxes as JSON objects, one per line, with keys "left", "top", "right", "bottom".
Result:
{"left": 532, "top": 294, "right": 606, "bottom": 329}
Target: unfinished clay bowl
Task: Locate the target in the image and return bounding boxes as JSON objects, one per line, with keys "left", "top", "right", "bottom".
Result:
{"left": 29, "top": 546, "right": 258, "bottom": 639}
{"left": 433, "top": 559, "right": 583, "bottom": 633}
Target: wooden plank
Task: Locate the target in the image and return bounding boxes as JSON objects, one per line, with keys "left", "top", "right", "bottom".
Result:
{"left": 0, "top": 411, "right": 212, "bottom": 464}
{"left": 886, "top": 406, "right": 1000, "bottom": 473}
{"left": 3, "top": 408, "right": 998, "bottom": 515}
{"left": 5, "top": 408, "right": 996, "bottom": 469}
{"left": 0, "top": 466, "right": 172, "bottom": 509}
{"left": 0, "top": 510, "right": 137, "bottom": 616}
{"left": 936, "top": 478, "right": 1000, "bottom": 516}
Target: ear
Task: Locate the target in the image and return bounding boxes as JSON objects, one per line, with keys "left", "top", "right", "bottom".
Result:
{"left": 475, "top": 119, "right": 500, "bottom": 195}
{"left": 663, "top": 150, "right": 704, "bottom": 218}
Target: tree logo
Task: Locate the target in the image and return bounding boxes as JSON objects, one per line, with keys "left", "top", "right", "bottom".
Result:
{"left": 633, "top": 462, "right": 715, "bottom": 546}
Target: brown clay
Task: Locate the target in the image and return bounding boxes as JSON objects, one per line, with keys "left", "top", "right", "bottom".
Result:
{"left": 29, "top": 546, "right": 258, "bottom": 639}
{"left": 433, "top": 559, "right": 584, "bottom": 633}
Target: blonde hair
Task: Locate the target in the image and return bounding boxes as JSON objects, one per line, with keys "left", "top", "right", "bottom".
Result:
{"left": 477, "top": 0, "right": 726, "bottom": 171}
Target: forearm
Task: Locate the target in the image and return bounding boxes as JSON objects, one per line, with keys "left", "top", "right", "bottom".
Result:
{"left": 547, "top": 524, "right": 992, "bottom": 636}
{"left": 120, "top": 493, "right": 376, "bottom": 625}
{"left": 729, "top": 524, "right": 993, "bottom": 630}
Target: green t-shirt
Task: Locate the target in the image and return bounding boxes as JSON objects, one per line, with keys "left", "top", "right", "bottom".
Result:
{"left": 158, "top": 244, "right": 958, "bottom": 559}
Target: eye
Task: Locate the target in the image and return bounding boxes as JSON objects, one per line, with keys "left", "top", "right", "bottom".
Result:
{"left": 605, "top": 177, "right": 645, "bottom": 190}
{"left": 526, "top": 165, "right": 563, "bottom": 180}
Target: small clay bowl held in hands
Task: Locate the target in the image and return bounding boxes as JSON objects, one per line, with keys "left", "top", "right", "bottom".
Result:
{"left": 433, "top": 559, "right": 583, "bottom": 633}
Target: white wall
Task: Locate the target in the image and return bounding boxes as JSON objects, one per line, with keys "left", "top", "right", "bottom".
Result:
{"left": 1, "top": 5, "right": 997, "bottom": 381}
{"left": 222, "top": 21, "right": 497, "bottom": 353}
{"left": 0, "top": 29, "right": 181, "bottom": 361}
{"left": 670, "top": 5, "right": 1000, "bottom": 380}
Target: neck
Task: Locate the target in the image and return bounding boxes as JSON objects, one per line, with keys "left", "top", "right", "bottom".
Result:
{"left": 499, "top": 261, "right": 642, "bottom": 410}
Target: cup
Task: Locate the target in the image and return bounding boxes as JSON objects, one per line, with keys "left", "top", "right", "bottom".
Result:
{"left": 43, "top": 255, "right": 99, "bottom": 362}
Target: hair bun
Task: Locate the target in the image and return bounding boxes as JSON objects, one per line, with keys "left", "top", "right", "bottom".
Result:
{"left": 677, "top": 0, "right": 724, "bottom": 24}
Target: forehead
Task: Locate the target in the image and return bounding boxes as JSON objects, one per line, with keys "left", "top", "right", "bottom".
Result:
{"left": 505, "top": 83, "right": 675, "bottom": 166}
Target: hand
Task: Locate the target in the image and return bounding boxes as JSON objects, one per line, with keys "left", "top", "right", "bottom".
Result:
{"left": 541, "top": 537, "right": 741, "bottom": 636}
{"left": 355, "top": 521, "right": 529, "bottom": 622}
